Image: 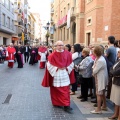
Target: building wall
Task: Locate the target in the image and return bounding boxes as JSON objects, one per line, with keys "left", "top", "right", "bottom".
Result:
{"left": 52, "top": 0, "right": 120, "bottom": 46}
{"left": 0, "top": 0, "right": 15, "bottom": 45}
{"left": 0, "top": 0, "right": 15, "bottom": 34}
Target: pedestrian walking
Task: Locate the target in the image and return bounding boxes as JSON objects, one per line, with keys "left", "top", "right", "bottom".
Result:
{"left": 42, "top": 40, "right": 75, "bottom": 113}
{"left": 6, "top": 43, "right": 16, "bottom": 68}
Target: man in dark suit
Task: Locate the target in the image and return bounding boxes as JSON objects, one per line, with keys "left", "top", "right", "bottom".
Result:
{"left": 24, "top": 44, "right": 30, "bottom": 63}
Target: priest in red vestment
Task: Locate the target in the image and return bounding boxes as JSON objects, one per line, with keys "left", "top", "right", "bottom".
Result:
{"left": 6, "top": 43, "right": 16, "bottom": 68}
{"left": 38, "top": 45, "right": 47, "bottom": 69}
{"left": 42, "top": 41, "right": 75, "bottom": 113}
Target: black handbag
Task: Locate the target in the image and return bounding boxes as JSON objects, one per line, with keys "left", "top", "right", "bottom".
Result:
{"left": 113, "top": 77, "right": 120, "bottom": 86}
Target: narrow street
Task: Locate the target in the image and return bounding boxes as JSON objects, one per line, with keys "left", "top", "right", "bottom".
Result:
{"left": 0, "top": 62, "right": 114, "bottom": 120}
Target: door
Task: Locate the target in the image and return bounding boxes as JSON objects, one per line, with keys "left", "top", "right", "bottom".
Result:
{"left": 86, "top": 33, "right": 91, "bottom": 46}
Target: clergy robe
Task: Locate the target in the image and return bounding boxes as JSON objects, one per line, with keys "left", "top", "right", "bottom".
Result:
{"left": 6, "top": 46, "right": 16, "bottom": 68}
{"left": 16, "top": 47, "right": 24, "bottom": 68}
{"left": 29, "top": 48, "right": 36, "bottom": 65}
{"left": 38, "top": 46, "right": 47, "bottom": 69}
{"left": 42, "top": 50, "right": 75, "bottom": 106}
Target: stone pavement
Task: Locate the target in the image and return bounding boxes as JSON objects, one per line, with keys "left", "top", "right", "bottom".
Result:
{"left": 0, "top": 62, "right": 114, "bottom": 120}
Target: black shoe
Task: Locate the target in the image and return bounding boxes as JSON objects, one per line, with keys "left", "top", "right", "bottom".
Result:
{"left": 91, "top": 100, "right": 97, "bottom": 103}
{"left": 81, "top": 98, "right": 87, "bottom": 102}
{"left": 77, "top": 95, "right": 83, "bottom": 99}
{"left": 64, "top": 106, "right": 73, "bottom": 114}
{"left": 88, "top": 94, "right": 93, "bottom": 97}
{"left": 53, "top": 105, "right": 63, "bottom": 108}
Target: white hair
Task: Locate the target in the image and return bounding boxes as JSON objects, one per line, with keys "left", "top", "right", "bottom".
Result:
{"left": 55, "top": 40, "right": 64, "bottom": 45}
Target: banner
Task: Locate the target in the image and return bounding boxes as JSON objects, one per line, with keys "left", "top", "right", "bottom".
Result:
{"left": 67, "top": 9, "right": 71, "bottom": 29}
{"left": 22, "top": 32, "right": 24, "bottom": 41}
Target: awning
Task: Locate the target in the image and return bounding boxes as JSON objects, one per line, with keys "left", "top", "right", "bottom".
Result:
{"left": 12, "top": 37, "right": 18, "bottom": 41}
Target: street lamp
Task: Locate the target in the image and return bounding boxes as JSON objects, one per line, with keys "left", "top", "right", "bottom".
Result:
{"left": 46, "top": 22, "right": 50, "bottom": 46}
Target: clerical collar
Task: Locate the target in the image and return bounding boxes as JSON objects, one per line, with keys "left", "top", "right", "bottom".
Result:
{"left": 56, "top": 50, "right": 64, "bottom": 52}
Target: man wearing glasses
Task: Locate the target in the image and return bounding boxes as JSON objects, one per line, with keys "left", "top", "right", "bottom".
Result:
{"left": 42, "top": 40, "right": 75, "bottom": 113}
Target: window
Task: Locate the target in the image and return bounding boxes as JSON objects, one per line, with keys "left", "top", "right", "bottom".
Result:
{"left": 74, "top": 0, "right": 76, "bottom": 7}
{"left": 64, "top": 7, "right": 66, "bottom": 16}
{"left": 68, "top": 3, "right": 70, "bottom": 10}
{"left": 61, "top": 11, "right": 62, "bottom": 18}
{"left": 67, "top": 29, "right": 69, "bottom": 39}
{"left": 11, "top": 3, "right": 14, "bottom": 13}
{"left": 87, "top": 17, "right": 92, "bottom": 26}
{"left": 7, "top": 17, "right": 10, "bottom": 28}
{"left": 8, "top": 0, "right": 10, "bottom": 10}
{"left": 61, "top": 29, "right": 62, "bottom": 40}
{"left": 12, "top": 20, "right": 14, "bottom": 30}
{"left": 2, "top": 14, "right": 5, "bottom": 26}
{"left": 64, "top": 28, "right": 65, "bottom": 41}
{"left": 2, "top": 0, "right": 5, "bottom": 5}
{"left": 6, "top": 0, "right": 9, "bottom": 9}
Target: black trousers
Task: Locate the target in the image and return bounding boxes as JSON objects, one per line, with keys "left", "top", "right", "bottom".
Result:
{"left": 24, "top": 52, "right": 29, "bottom": 62}
{"left": 81, "top": 77, "right": 92, "bottom": 100}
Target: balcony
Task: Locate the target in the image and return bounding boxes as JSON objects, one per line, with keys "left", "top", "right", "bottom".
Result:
{"left": 51, "top": 9, "right": 54, "bottom": 15}
{"left": 18, "top": 32, "right": 22, "bottom": 37}
{"left": 14, "top": 8, "right": 22, "bottom": 16}
{"left": 18, "top": 21, "right": 24, "bottom": 28}
{"left": 28, "top": 22, "right": 31, "bottom": 26}
{"left": 51, "top": 1, "right": 54, "bottom": 7}
{"left": 28, "top": 29, "right": 31, "bottom": 34}
{"left": 18, "top": 9, "right": 22, "bottom": 15}
{"left": 50, "top": 18, "right": 54, "bottom": 24}
{"left": 14, "top": 21, "right": 18, "bottom": 26}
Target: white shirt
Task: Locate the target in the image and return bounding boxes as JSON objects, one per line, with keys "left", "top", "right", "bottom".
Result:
{"left": 25, "top": 47, "right": 28, "bottom": 52}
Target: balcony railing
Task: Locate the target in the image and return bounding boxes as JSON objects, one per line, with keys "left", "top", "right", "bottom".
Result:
{"left": 18, "top": 33, "right": 22, "bottom": 37}
{"left": 18, "top": 21, "right": 23, "bottom": 26}
{"left": 28, "top": 22, "right": 31, "bottom": 26}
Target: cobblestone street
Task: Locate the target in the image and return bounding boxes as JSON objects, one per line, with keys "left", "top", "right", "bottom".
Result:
{"left": 0, "top": 62, "right": 114, "bottom": 120}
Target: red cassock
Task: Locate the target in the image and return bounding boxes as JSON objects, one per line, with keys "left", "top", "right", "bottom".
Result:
{"left": 7, "top": 47, "right": 16, "bottom": 68}
{"left": 42, "top": 50, "right": 75, "bottom": 106}
{"left": 38, "top": 46, "right": 47, "bottom": 69}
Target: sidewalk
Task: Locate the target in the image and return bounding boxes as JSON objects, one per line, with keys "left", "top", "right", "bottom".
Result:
{"left": 71, "top": 89, "right": 114, "bottom": 120}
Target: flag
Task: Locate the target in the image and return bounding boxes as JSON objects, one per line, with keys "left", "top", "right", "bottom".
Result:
{"left": 22, "top": 32, "right": 24, "bottom": 41}
{"left": 67, "top": 9, "right": 71, "bottom": 29}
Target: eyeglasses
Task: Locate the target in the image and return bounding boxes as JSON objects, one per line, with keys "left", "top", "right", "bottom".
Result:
{"left": 57, "top": 45, "right": 64, "bottom": 46}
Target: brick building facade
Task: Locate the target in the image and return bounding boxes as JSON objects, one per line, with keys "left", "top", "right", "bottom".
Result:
{"left": 51, "top": 0, "right": 120, "bottom": 46}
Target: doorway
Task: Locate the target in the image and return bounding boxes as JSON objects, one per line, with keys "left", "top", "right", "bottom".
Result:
{"left": 3, "top": 37, "right": 7, "bottom": 45}
{"left": 72, "top": 22, "right": 76, "bottom": 45}
{"left": 86, "top": 32, "right": 91, "bottom": 46}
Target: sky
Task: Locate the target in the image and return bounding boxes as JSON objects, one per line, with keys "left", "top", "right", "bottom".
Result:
{"left": 28, "top": 0, "right": 51, "bottom": 24}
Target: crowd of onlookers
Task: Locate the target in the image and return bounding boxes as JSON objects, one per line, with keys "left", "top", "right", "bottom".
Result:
{"left": 0, "top": 45, "right": 7, "bottom": 63}
{"left": 0, "top": 36, "right": 120, "bottom": 119}
{"left": 64, "top": 36, "right": 120, "bottom": 118}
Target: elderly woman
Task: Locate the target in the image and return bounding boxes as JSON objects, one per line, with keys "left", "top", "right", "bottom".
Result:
{"left": 108, "top": 50, "right": 120, "bottom": 120}
{"left": 75, "top": 48, "right": 94, "bottom": 101}
{"left": 91, "top": 46, "right": 108, "bottom": 114}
